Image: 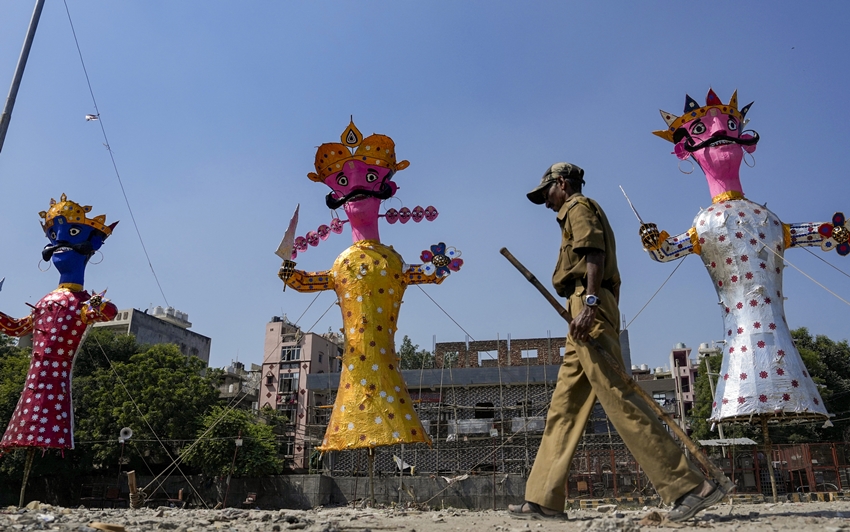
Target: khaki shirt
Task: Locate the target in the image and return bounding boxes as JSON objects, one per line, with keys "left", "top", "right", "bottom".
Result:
{"left": 552, "top": 193, "right": 621, "bottom": 298}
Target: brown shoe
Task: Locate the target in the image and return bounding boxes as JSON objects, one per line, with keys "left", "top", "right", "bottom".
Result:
{"left": 667, "top": 483, "right": 725, "bottom": 522}
{"left": 507, "top": 501, "right": 568, "bottom": 520}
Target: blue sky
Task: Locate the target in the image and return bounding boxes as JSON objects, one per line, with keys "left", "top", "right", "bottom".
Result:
{"left": 0, "top": 2, "right": 848, "bottom": 372}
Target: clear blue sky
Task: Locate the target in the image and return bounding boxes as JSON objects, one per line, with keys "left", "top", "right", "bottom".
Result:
{"left": 1, "top": 2, "right": 848, "bottom": 372}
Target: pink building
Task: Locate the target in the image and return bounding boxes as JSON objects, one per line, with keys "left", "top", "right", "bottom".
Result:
{"left": 260, "top": 316, "right": 343, "bottom": 471}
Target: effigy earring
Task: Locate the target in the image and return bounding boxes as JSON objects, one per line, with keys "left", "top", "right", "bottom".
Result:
{"left": 678, "top": 158, "right": 695, "bottom": 174}
{"left": 38, "top": 259, "right": 51, "bottom": 272}
{"left": 743, "top": 150, "right": 756, "bottom": 168}
{"left": 89, "top": 250, "right": 104, "bottom": 265}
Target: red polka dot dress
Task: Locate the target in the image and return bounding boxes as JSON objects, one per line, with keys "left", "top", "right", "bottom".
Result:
{"left": 0, "top": 286, "right": 117, "bottom": 451}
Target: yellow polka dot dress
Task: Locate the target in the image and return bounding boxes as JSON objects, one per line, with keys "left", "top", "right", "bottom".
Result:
{"left": 320, "top": 240, "right": 428, "bottom": 450}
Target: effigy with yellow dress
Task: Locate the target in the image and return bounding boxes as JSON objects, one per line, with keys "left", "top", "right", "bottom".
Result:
{"left": 276, "top": 120, "right": 463, "bottom": 451}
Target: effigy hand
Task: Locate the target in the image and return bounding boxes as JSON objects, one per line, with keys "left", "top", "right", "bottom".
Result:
{"left": 639, "top": 223, "right": 664, "bottom": 251}
{"left": 81, "top": 291, "right": 113, "bottom": 324}
{"left": 278, "top": 260, "right": 297, "bottom": 283}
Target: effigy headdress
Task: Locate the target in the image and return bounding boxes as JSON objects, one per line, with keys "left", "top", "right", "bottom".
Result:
{"left": 652, "top": 89, "right": 753, "bottom": 143}
{"left": 307, "top": 118, "right": 410, "bottom": 182}
{"left": 38, "top": 193, "right": 117, "bottom": 237}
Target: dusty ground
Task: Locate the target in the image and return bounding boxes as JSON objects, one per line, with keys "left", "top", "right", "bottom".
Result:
{"left": 2, "top": 500, "right": 849, "bottom": 532}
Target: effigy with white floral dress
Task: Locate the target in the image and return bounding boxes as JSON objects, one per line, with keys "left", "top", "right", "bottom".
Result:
{"left": 276, "top": 119, "right": 463, "bottom": 452}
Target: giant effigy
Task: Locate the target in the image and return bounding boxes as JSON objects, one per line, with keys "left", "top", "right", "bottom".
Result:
{"left": 277, "top": 120, "right": 462, "bottom": 451}
{"left": 640, "top": 89, "right": 844, "bottom": 425}
{"left": 0, "top": 194, "right": 118, "bottom": 453}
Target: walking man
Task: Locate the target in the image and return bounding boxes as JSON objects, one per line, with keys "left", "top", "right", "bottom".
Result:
{"left": 508, "top": 163, "right": 722, "bottom": 522}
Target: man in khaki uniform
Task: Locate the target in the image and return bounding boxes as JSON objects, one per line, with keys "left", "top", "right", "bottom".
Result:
{"left": 508, "top": 163, "right": 722, "bottom": 522}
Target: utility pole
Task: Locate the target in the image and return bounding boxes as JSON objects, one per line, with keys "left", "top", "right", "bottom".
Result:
{"left": 0, "top": 0, "right": 45, "bottom": 155}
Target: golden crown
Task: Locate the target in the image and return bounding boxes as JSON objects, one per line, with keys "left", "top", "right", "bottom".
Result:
{"left": 38, "top": 193, "right": 116, "bottom": 237}
{"left": 653, "top": 89, "right": 753, "bottom": 143}
{"left": 308, "top": 118, "right": 410, "bottom": 182}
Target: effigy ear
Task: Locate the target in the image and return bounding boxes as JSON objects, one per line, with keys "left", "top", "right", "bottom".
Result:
{"left": 673, "top": 142, "right": 691, "bottom": 160}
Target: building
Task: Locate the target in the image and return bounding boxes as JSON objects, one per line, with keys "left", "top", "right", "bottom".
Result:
{"left": 94, "top": 306, "right": 211, "bottom": 364}
{"left": 218, "top": 361, "right": 261, "bottom": 412}
{"left": 259, "top": 315, "right": 344, "bottom": 471}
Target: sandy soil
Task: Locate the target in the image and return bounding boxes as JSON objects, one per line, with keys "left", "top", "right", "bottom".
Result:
{"left": 2, "top": 500, "right": 849, "bottom": 532}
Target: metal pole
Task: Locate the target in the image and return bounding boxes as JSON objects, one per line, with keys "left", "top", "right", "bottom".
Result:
{"left": 762, "top": 418, "right": 778, "bottom": 501}
{"left": 0, "top": 0, "right": 45, "bottom": 155}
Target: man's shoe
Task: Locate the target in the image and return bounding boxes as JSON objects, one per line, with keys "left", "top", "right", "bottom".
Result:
{"left": 667, "top": 483, "right": 725, "bottom": 522}
{"left": 507, "top": 501, "right": 568, "bottom": 520}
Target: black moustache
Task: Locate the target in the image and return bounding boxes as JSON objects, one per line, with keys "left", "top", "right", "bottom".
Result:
{"left": 325, "top": 182, "right": 394, "bottom": 210}
{"left": 42, "top": 241, "right": 94, "bottom": 261}
{"left": 684, "top": 131, "right": 760, "bottom": 153}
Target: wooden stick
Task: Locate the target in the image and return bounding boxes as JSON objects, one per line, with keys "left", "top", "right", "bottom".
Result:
{"left": 499, "top": 247, "right": 735, "bottom": 494}
{"left": 19, "top": 448, "right": 35, "bottom": 508}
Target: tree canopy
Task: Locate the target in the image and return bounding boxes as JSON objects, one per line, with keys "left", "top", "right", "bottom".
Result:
{"left": 398, "top": 335, "right": 434, "bottom": 370}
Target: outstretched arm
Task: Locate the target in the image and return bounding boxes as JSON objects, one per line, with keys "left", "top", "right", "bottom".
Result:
{"left": 786, "top": 212, "right": 849, "bottom": 256}
{"left": 0, "top": 310, "right": 34, "bottom": 337}
{"left": 640, "top": 223, "right": 698, "bottom": 263}
{"left": 405, "top": 265, "right": 448, "bottom": 286}
{"left": 278, "top": 261, "right": 334, "bottom": 292}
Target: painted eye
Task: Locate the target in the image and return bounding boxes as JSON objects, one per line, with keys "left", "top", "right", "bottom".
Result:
{"left": 727, "top": 118, "right": 738, "bottom": 131}
{"left": 49, "top": 231, "right": 57, "bottom": 240}
{"left": 69, "top": 227, "right": 81, "bottom": 236}
{"left": 691, "top": 122, "right": 706, "bottom": 135}
{"left": 365, "top": 171, "right": 378, "bottom": 183}
{"left": 336, "top": 174, "right": 348, "bottom": 187}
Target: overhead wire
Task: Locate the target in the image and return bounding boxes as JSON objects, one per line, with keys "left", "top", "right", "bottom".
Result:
{"left": 61, "top": 0, "right": 169, "bottom": 306}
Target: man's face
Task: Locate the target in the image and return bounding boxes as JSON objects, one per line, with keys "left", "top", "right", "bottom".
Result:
{"left": 543, "top": 178, "right": 568, "bottom": 212}
{"left": 674, "top": 108, "right": 757, "bottom": 173}
{"left": 323, "top": 160, "right": 396, "bottom": 222}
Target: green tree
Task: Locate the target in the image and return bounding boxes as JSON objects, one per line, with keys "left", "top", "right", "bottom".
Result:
{"left": 398, "top": 335, "right": 434, "bottom": 370}
{"left": 182, "top": 406, "right": 283, "bottom": 477}
{"left": 74, "top": 343, "right": 220, "bottom": 470}
{"left": 690, "top": 351, "right": 722, "bottom": 442}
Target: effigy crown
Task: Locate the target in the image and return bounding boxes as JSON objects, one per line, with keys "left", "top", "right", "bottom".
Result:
{"left": 308, "top": 118, "right": 410, "bottom": 182}
{"left": 38, "top": 193, "right": 116, "bottom": 237}
{"left": 652, "top": 89, "right": 754, "bottom": 143}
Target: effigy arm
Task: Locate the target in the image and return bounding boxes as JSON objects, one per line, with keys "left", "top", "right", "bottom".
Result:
{"left": 786, "top": 212, "right": 849, "bottom": 256}
{"left": 641, "top": 224, "right": 698, "bottom": 263}
{"left": 279, "top": 262, "right": 334, "bottom": 292}
{"left": 0, "top": 310, "right": 34, "bottom": 337}
{"left": 405, "top": 265, "right": 448, "bottom": 285}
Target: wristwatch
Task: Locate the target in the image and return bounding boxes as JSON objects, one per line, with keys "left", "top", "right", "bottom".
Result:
{"left": 583, "top": 294, "right": 599, "bottom": 307}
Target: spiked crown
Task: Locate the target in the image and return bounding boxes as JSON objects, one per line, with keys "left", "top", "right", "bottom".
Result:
{"left": 39, "top": 193, "right": 116, "bottom": 237}
{"left": 653, "top": 89, "right": 753, "bottom": 143}
{"left": 308, "top": 118, "right": 410, "bottom": 182}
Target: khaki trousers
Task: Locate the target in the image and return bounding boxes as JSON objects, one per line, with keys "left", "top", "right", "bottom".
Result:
{"left": 525, "top": 287, "right": 703, "bottom": 509}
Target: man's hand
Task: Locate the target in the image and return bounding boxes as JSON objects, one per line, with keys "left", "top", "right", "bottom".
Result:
{"left": 570, "top": 305, "right": 596, "bottom": 342}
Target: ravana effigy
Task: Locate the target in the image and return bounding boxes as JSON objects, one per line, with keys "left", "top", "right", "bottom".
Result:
{"left": 640, "top": 89, "right": 845, "bottom": 424}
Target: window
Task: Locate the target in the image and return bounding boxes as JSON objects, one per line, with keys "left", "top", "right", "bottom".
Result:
{"left": 478, "top": 351, "right": 496, "bottom": 365}
{"left": 318, "top": 352, "right": 324, "bottom": 364}
{"left": 681, "top": 377, "right": 690, "bottom": 393}
{"left": 281, "top": 346, "right": 301, "bottom": 361}
{"left": 653, "top": 392, "right": 666, "bottom": 406}
{"left": 279, "top": 372, "right": 300, "bottom": 393}
{"left": 475, "top": 402, "right": 495, "bottom": 419}
{"left": 521, "top": 349, "right": 538, "bottom": 359}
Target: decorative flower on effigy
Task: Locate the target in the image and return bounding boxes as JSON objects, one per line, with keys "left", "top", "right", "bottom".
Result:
{"left": 818, "top": 212, "right": 850, "bottom": 255}
{"left": 420, "top": 242, "right": 463, "bottom": 277}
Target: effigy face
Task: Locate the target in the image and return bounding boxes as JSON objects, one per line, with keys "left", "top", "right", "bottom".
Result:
{"left": 673, "top": 109, "right": 756, "bottom": 173}
{"left": 44, "top": 217, "right": 105, "bottom": 274}
{"left": 323, "top": 160, "right": 396, "bottom": 222}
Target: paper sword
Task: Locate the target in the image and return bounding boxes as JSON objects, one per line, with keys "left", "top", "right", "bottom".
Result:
{"left": 275, "top": 204, "right": 300, "bottom": 291}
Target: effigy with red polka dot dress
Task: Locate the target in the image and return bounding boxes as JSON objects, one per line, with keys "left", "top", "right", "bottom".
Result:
{"left": 639, "top": 89, "right": 843, "bottom": 426}
{"left": 0, "top": 195, "right": 117, "bottom": 454}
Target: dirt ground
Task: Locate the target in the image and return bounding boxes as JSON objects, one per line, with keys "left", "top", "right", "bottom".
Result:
{"left": 3, "top": 500, "right": 850, "bottom": 532}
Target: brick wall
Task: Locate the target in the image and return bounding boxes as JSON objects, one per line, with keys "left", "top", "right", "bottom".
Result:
{"left": 435, "top": 337, "right": 567, "bottom": 368}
